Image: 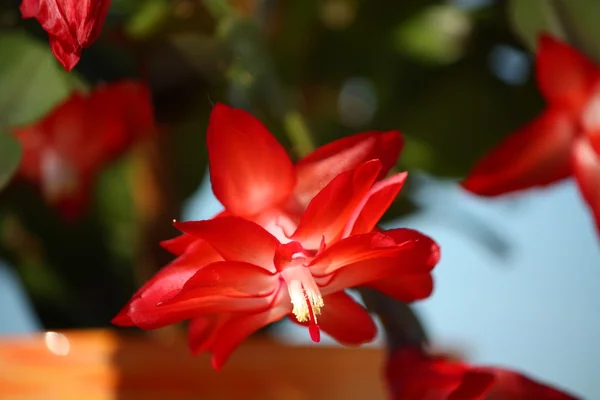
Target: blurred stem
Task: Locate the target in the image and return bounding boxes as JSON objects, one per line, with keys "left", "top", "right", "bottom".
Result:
{"left": 358, "top": 288, "right": 428, "bottom": 352}
{"left": 284, "top": 111, "right": 315, "bottom": 157}
{"left": 203, "top": 0, "right": 316, "bottom": 157}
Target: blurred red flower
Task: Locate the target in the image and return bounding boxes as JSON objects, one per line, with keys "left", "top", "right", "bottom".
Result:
{"left": 20, "top": 0, "right": 111, "bottom": 71}
{"left": 386, "top": 346, "right": 579, "bottom": 400}
{"left": 12, "top": 80, "right": 156, "bottom": 219}
{"left": 114, "top": 103, "right": 441, "bottom": 369}
{"left": 462, "top": 34, "right": 600, "bottom": 233}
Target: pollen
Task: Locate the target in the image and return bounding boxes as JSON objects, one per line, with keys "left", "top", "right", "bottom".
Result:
{"left": 288, "top": 280, "right": 324, "bottom": 323}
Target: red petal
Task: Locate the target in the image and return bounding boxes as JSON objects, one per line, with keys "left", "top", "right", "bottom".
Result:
{"left": 209, "top": 290, "right": 290, "bottom": 369}
{"left": 368, "top": 274, "right": 434, "bottom": 302}
{"left": 294, "top": 130, "right": 403, "bottom": 207}
{"left": 291, "top": 291, "right": 377, "bottom": 345}
{"left": 291, "top": 159, "right": 382, "bottom": 248}
{"left": 462, "top": 110, "right": 575, "bottom": 196}
{"left": 309, "top": 231, "right": 401, "bottom": 276}
{"left": 160, "top": 233, "right": 199, "bottom": 256}
{"left": 483, "top": 367, "right": 579, "bottom": 400}
{"left": 174, "top": 216, "right": 280, "bottom": 272}
{"left": 188, "top": 314, "right": 231, "bottom": 355}
{"left": 321, "top": 229, "right": 439, "bottom": 297}
{"left": 111, "top": 240, "right": 223, "bottom": 329}
{"left": 571, "top": 136, "right": 600, "bottom": 232}
{"left": 49, "top": 39, "right": 81, "bottom": 71}
{"left": 207, "top": 103, "right": 295, "bottom": 216}
{"left": 20, "top": 0, "right": 111, "bottom": 71}
{"left": 386, "top": 347, "right": 490, "bottom": 400}
{"left": 536, "top": 34, "right": 599, "bottom": 111}
{"left": 344, "top": 172, "right": 407, "bottom": 237}
{"left": 448, "top": 371, "right": 496, "bottom": 400}
{"left": 158, "top": 261, "right": 278, "bottom": 320}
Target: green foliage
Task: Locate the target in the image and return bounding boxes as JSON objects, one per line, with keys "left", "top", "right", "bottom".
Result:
{"left": 0, "top": 32, "right": 78, "bottom": 128}
{"left": 0, "top": 131, "right": 21, "bottom": 192}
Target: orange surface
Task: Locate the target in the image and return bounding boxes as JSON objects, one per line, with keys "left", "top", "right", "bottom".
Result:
{"left": 0, "top": 329, "right": 387, "bottom": 400}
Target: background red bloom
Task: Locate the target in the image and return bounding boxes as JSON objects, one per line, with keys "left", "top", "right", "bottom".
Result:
{"left": 12, "top": 80, "right": 156, "bottom": 218}
{"left": 20, "top": 0, "right": 111, "bottom": 70}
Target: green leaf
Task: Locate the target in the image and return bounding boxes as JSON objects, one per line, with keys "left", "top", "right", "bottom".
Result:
{"left": 0, "top": 131, "right": 22, "bottom": 192}
{"left": 508, "top": 0, "right": 600, "bottom": 61}
{"left": 508, "top": 0, "right": 566, "bottom": 52}
{"left": 0, "top": 32, "right": 74, "bottom": 128}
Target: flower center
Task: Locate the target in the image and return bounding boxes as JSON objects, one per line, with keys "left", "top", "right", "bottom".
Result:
{"left": 278, "top": 247, "right": 323, "bottom": 343}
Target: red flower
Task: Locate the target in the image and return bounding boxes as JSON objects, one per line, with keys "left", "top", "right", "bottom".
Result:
{"left": 20, "top": 0, "right": 111, "bottom": 71}
{"left": 462, "top": 34, "right": 600, "bottom": 232}
{"left": 12, "top": 80, "right": 155, "bottom": 218}
{"left": 113, "top": 103, "right": 440, "bottom": 368}
{"left": 386, "top": 347, "right": 579, "bottom": 400}
{"left": 162, "top": 102, "right": 405, "bottom": 252}
{"left": 114, "top": 213, "right": 438, "bottom": 369}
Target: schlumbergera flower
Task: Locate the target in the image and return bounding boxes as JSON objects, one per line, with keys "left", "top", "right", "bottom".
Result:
{"left": 462, "top": 34, "right": 600, "bottom": 234}
{"left": 113, "top": 103, "right": 440, "bottom": 369}
{"left": 12, "top": 80, "right": 155, "bottom": 219}
{"left": 20, "top": 0, "right": 111, "bottom": 71}
{"left": 386, "top": 347, "right": 579, "bottom": 400}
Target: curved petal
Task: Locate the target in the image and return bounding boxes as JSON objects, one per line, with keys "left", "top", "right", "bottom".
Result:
{"left": 536, "top": 34, "right": 599, "bottom": 111}
{"left": 309, "top": 231, "right": 403, "bottom": 276}
{"left": 484, "top": 367, "right": 579, "bottom": 400}
{"left": 112, "top": 240, "right": 222, "bottom": 328}
{"left": 160, "top": 233, "right": 199, "bottom": 256}
{"left": 386, "top": 347, "right": 495, "bottom": 400}
{"left": 21, "top": 0, "right": 111, "bottom": 71}
{"left": 294, "top": 130, "right": 403, "bottom": 207}
{"left": 571, "top": 136, "right": 600, "bottom": 233}
{"left": 161, "top": 211, "right": 232, "bottom": 256}
{"left": 343, "top": 172, "right": 407, "bottom": 237}
{"left": 291, "top": 291, "right": 377, "bottom": 345}
{"left": 207, "top": 103, "right": 295, "bottom": 216}
{"left": 162, "top": 261, "right": 277, "bottom": 306}
{"left": 188, "top": 314, "right": 231, "bottom": 355}
{"left": 209, "top": 289, "right": 290, "bottom": 369}
{"left": 367, "top": 274, "right": 434, "bottom": 303}
{"left": 291, "top": 159, "right": 382, "bottom": 248}
{"left": 322, "top": 228, "right": 439, "bottom": 296}
{"left": 174, "top": 216, "right": 280, "bottom": 272}
{"left": 462, "top": 110, "right": 575, "bottom": 196}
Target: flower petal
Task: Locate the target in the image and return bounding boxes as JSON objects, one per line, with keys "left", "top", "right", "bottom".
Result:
{"left": 343, "top": 172, "right": 407, "bottom": 237}
{"left": 161, "top": 211, "right": 232, "bottom": 256}
{"left": 291, "top": 291, "right": 377, "bottom": 345}
{"left": 482, "top": 367, "right": 579, "bottom": 400}
{"left": 111, "top": 240, "right": 223, "bottom": 329}
{"left": 188, "top": 314, "right": 231, "bottom": 355}
{"left": 21, "top": 0, "right": 111, "bottom": 71}
{"left": 158, "top": 261, "right": 277, "bottom": 318}
{"left": 309, "top": 231, "right": 403, "bottom": 276}
{"left": 368, "top": 274, "right": 434, "bottom": 302}
{"left": 160, "top": 233, "right": 199, "bottom": 256}
{"left": 386, "top": 347, "right": 494, "bottom": 400}
{"left": 462, "top": 110, "right": 575, "bottom": 196}
{"left": 209, "top": 289, "right": 290, "bottom": 369}
{"left": 207, "top": 103, "right": 295, "bottom": 216}
{"left": 164, "top": 260, "right": 277, "bottom": 301}
{"left": 321, "top": 229, "right": 439, "bottom": 296}
{"left": 571, "top": 136, "right": 600, "bottom": 232}
{"left": 291, "top": 159, "right": 382, "bottom": 248}
{"left": 536, "top": 34, "right": 599, "bottom": 110}
{"left": 294, "top": 130, "right": 403, "bottom": 207}
{"left": 174, "top": 216, "right": 280, "bottom": 272}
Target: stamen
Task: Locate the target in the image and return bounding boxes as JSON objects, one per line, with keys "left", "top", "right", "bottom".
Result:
{"left": 305, "top": 294, "right": 321, "bottom": 343}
